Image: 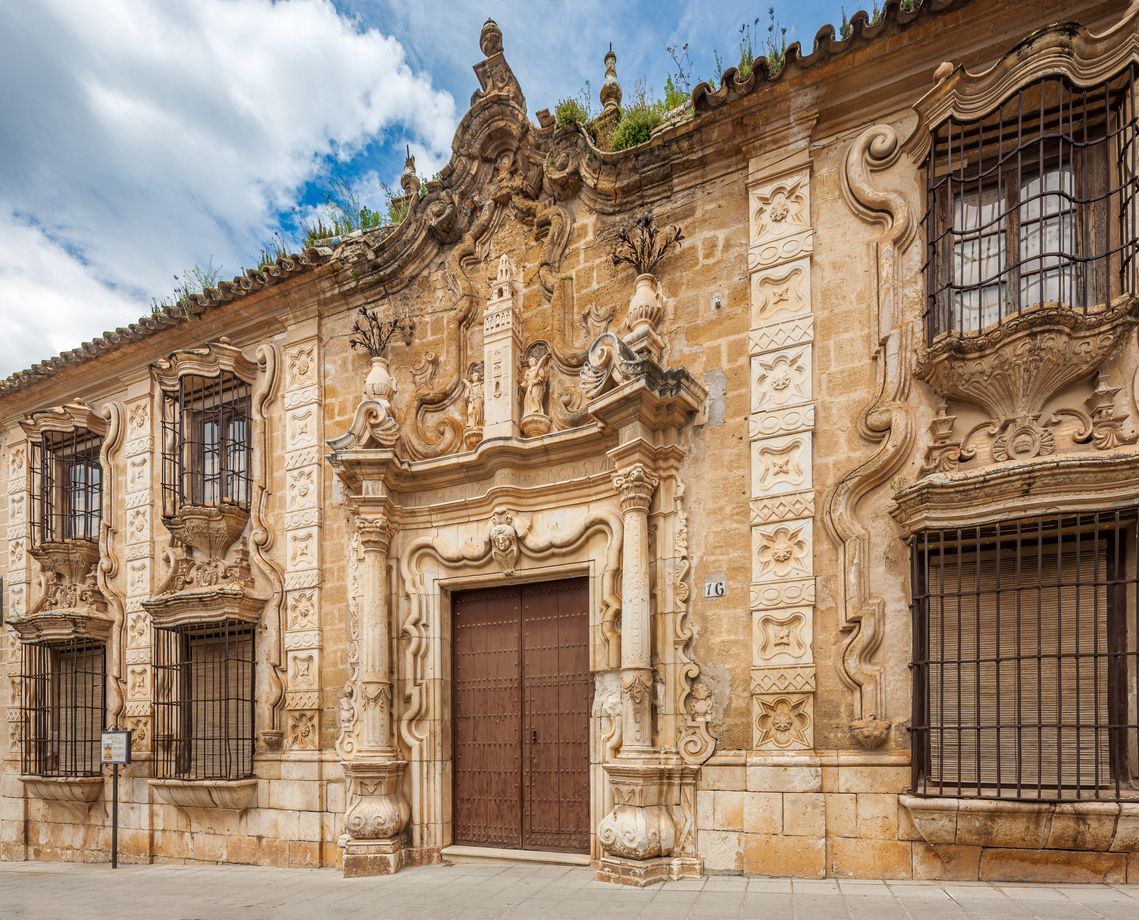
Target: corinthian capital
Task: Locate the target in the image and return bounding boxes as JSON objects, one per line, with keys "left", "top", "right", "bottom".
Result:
{"left": 612, "top": 464, "right": 659, "bottom": 513}
{"left": 356, "top": 515, "right": 393, "bottom": 553}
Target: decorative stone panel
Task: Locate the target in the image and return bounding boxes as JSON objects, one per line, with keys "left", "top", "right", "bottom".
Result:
{"left": 283, "top": 333, "right": 323, "bottom": 751}
{"left": 122, "top": 391, "right": 154, "bottom": 749}
{"left": 4, "top": 437, "right": 28, "bottom": 751}
{"left": 748, "top": 156, "right": 816, "bottom": 751}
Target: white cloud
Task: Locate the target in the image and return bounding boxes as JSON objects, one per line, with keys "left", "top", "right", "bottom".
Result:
{"left": 0, "top": 0, "right": 457, "bottom": 377}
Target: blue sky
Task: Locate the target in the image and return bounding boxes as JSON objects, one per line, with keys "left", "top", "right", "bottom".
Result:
{"left": 0, "top": 0, "right": 853, "bottom": 377}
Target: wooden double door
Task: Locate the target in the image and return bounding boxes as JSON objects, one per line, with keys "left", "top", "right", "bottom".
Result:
{"left": 451, "top": 578, "right": 591, "bottom": 853}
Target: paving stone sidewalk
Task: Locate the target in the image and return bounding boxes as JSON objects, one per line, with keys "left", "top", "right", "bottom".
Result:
{"left": 2, "top": 859, "right": 1139, "bottom": 920}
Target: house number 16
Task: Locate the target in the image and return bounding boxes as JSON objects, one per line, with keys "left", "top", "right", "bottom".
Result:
{"left": 703, "top": 576, "right": 727, "bottom": 598}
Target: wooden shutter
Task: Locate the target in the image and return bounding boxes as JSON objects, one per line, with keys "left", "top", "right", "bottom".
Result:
{"left": 187, "top": 627, "right": 255, "bottom": 779}
{"left": 925, "top": 528, "right": 1116, "bottom": 797}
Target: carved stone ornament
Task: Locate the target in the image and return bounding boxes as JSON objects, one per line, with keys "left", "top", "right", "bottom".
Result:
{"left": 488, "top": 508, "right": 523, "bottom": 576}
{"left": 343, "top": 760, "right": 410, "bottom": 841}
{"left": 825, "top": 121, "right": 917, "bottom": 738}
{"left": 18, "top": 775, "right": 103, "bottom": 820}
{"left": 916, "top": 298, "right": 1139, "bottom": 462}
{"left": 150, "top": 778, "right": 257, "bottom": 811}
{"left": 151, "top": 337, "right": 259, "bottom": 394}
{"left": 328, "top": 355, "right": 400, "bottom": 451}
{"left": 579, "top": 332, "right": 646, "bottom": 400}
{"left": 597, "top": 762, "right": 676, "bottom": 860}
{"left": 519, "top": 342, "right": 552, "bottom": 437}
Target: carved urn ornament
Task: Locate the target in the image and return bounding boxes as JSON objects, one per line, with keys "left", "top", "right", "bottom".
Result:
{"left": 329, "top": 306, "right": 415, "bottom": 452}
{"left": 608, "top": 211, "right": 684, "bottom": 361}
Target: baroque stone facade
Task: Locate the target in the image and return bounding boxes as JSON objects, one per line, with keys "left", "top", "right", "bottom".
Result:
{"left": 2, "top": 0, "right": 1139, "bottom": 885}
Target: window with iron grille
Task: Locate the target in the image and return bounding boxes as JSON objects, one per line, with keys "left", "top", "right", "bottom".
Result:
{"left": 923, "top": 65, "right": 1138, "bottom": 341}
{"left": 29, "top": 429, "right": 103, "bottom": 547}
{"left": 910, "top": 512, "right": 1139, "bottom": 801}
{"left": 161, "top": 373, "right": 251, "bottom": 518}
{"left": 19, "top": 639, "right": 106, "bottom": 777}
{"left": 152, "top": 620, "right": 256, "bottom": 780}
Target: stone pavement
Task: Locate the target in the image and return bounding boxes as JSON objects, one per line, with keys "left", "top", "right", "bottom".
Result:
{"left": 3, "top": 859, "right": 1139, "bottom": 920}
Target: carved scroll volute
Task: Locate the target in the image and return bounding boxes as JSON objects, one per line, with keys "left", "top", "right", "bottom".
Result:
{"left": 98, "top": 402, "right": 127, "bottom": 728}
{"left": 825, "top": 123, "right": 918, "bottom": 745}
{"left": 249, "top": 344, "right": 287, "bottom": 747}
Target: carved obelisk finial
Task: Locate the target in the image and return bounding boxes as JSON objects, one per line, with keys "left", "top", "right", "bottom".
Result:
{"left": 600, "top": 43, "right": 622, "bottom": 112}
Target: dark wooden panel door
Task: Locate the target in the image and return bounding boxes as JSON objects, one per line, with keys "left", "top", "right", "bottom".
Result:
{"left": 452, "top": 586, "right": 522, "bottom": 848}
{"left": 521, "top": 580, "right": 591, "bottom": 852}
{"left": 451, "top": 578, "right": 590, "bottom": 853}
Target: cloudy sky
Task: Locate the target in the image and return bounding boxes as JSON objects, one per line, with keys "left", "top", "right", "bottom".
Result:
{"left": 0, "top": 0, "right": 851, "bottom": 378}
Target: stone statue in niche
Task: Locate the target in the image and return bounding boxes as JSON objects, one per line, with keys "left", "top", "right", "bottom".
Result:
{"left": 520, "top": 343, "right": 552, "bottom": 437}
{"left": 462, "top": 362, "right": 485, "bottom": 449}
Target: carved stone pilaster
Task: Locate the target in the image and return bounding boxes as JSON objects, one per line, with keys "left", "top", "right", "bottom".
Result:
{"left": 355, "top": 515, "right": 395, "bottom": 755}
{"left": 747, "top": 151, "right": 818, "bottom": 751}
{"left": 612, "top": 463, "right": 658, "bottom": 759}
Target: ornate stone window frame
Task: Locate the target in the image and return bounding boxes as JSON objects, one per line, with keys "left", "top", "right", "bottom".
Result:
{"left": 906, "top": 13, "right": 1139, "bottom": 473}
{"left": 12, "top": 400, "right": 124, "bottom": 810}
{"left": 143, "top": 338, "right": 280, "bottom": 810}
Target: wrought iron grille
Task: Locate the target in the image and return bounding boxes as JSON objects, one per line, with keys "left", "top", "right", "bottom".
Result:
{"left": 923, "top": 65, "right": 1138, "bottom": 341}
{"left": 160, "top": 372, "right": 251, "bottom": 518}
{"left": 19, "top": 639, "right": 106, "bottom": 777}
{"left": 152, "top": 620, "right": 256, "bottom": 780}
{"left": 28, "top": 429, "right": 103, "bottom": 548}
{"left": 910, "top": 512, "right": 1139, "bottom": 802}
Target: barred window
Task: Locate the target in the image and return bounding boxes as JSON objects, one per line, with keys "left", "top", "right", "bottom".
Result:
{"left": 161, "top": 372, "right": 251, "bottom": 517}
{"left": 152, "top": 621, "right": 255, "bottom": 780}
{"left": 910, "top": 513, "right": 1139, "bottom": 801}
{"left": 924, "top": 65, "right": 1138, "bottom": 340}
{"left": 19, "top": 639, "right": 106, "bottom": 777}
{"left": 29, "top": 429, "right": 103, "bottom": 546}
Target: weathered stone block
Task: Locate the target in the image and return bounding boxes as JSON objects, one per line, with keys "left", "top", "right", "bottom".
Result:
{"left": 824, "top": 793, "right": 857, "bottom": 837}
{"left": 979, "top": 847, "right": 1127, "bottom": 883}
{"left": 742, "top": 832, "right": 825, "bottom": 878}
{"left": 911, "top": 842, "right": 982, "bottom": 880}
{"left": 782, "top": 793, "right": 824, "bottom": 837}
{"left": 743, "top": 791, "right": 783, "bottom": 834}
{"left": 746, "top": 764, "right": 821, "bottom": 793}
{"left": 856, "top": 793, "right": 899, "bottom": 840}
{"left": 828, "top": 836, "right": 912, "bottom": 879}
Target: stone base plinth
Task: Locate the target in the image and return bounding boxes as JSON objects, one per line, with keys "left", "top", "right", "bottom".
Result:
{"left": 343, "top": 838, "right": 406, "bottom": 878}
{"left": 596, "top": 855, "right": 703, "bottom": 887}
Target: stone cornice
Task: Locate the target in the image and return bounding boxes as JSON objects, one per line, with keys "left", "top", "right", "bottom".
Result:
{"left": 891, "top": 450, "right": 1139, "bottom": 535}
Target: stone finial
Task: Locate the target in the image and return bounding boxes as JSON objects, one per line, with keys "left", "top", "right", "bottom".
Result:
{"left": 933, "top": 61, "right": 954, "bottom": 83}
{"left": 600, "top": 44, "right": 622, "bottom": 111}
{"left": 480, "top": 18, "right": 503, "bottom": 57}
{"left": 400, "top": 146, "right": 420, "bottom": 197}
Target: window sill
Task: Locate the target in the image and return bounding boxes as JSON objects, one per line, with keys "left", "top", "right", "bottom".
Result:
{"left": 149, "top": 777, "right": 257, "bottom": 811}
{"left": 19, "top": 774, "right": 103, "bottom": 819}
{"left": 900, "top": 793, "right": 1139, "bottom": 852}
